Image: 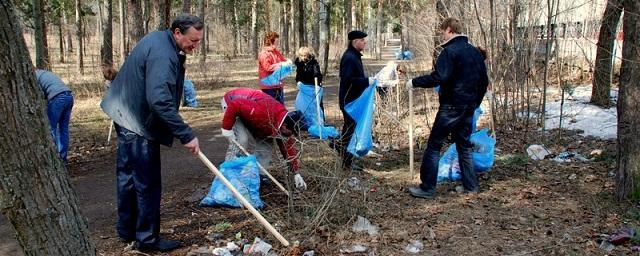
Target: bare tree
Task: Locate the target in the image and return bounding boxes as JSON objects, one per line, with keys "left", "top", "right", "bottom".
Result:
{"left": 592, "top": 0, "right": 623, "bottom": 107}
{"left": 375, "top": 0, "right": 383, "bottom": 60}
{"left": 281, "top": 0, "right": 289, "bottom": 54}
{"left": 101, "top": 0, "right": 114, "bottom": 68}
{"left": 75, "top": 0, "right": 84, "bottom": 74}
{"left": 199, "top": 0, "right": 206, "bottom": 62}
{"left": 311, "top": 0, "right": 320, "bottom": 54}
{"left": 344, "top": 0, "right": 352, "bottom": 35}
{"left": 251, "top": 0, "right": 258, "bottom": 58}
{"left": 232, "top": 0, "right": 240, "bottom": 56}
{"left": 264, "top": 0, "right": 271, "bottom": 32}
{"left": 615, "top": 0, "right": 640, "bottom": 201}
{"left": 297, "top": 0, "right": 305, "bottom": 47}
{"left": 55, "top": 2, "right": 65, "bottom": 63}
{"left": 127, "top": 0, "right": 144, "bottom": 51}
{"left": 63, "top": 2, "right": 73, "bottom": 53}
{"left": 319, "top": 0, "right": 331, "bottom": 75}
{"left": 0, "top": 1, "right": 96, "bottom": 255}
{"left": 33, "top": 0, "right": 50, "bottom": 69}
{"left": 119, "top": 0, "right": 127, "bottom": 62}
{"left": 183, "top": 0, "right": 191, "bottom": 14}
{"left": 156, "top": 0, "right": 170, "bottom": 30}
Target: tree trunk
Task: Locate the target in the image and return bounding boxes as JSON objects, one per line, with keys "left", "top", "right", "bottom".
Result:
{"left": 400, "top": 1, "right": 409, "bottom": 52}
{"left": 199, "top": 0, "right": 206, "bottom": 62}
{"left": 127, "top": 0, "right": 143, "bottom": 51}
{"left": 344, "top": 0, "right": 352, "bottom": 33}
{"left": 58, "top": 7, "right": 65, "bottom": 63}
{"left": 232, "top": 0, "right": 239, "bottom": 56}
{"left": 119, "top": 0, "right": 127, "bottom": 63}
{"left": 251, "top": 0, "right": 259, "bottom": 58}
{"left": 281, "top": 0, "right": 289, "bottom": 54}
{"left": 0, "top": 2, "right": 97, "bottom": 255}
{"left": 101, "top": 0, "right": 114, "bottom": 68}
{"left": 264, "top": 0, "right": 271, "bottom": 32}
{"left": 157, "top": 0, "right": 170, "bottom": 31}
{"left": 183, "top": 0, "right": 191, "bottom": 14}
{"left": 592, "top": 0, "right": 623, "bottom": 107}
{"left": 615, "top": 0, "right": 640, "bottom": 201}
{"left": 375, "top": 0, "right": 383, "bottom": 60}
{"left": 63, "top": 6, "right": 73, "bottom": 53}
{"left": 319, "top": 0, "right": 331, "bottom": 75}
{"left": 75, "top": 0, "right": 84, "bottom": 74}
{"left": 297, "top": 0, "right": 305, "bottom": 47}
{"left": 311, "top": 0, "right": 320, "bottom": 54}
{"left": 291, "top": 0, "right": 297, "bottom": 48}
{"left": 33, "top": 0, "right": 50, "bottom": 69}
{"left": 142, "top": 0, "right": 150, "bottom": 33}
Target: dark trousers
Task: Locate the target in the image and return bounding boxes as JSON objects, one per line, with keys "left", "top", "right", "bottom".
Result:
{"left": 115, "top": 125, "right": 162, "bottom": 245}
{"left": 339, "top": 108, "right": 357, "bottom": 168}
{"left": 261, "top": 88, "right": 285, "bottom": 104}
{"left": 46, "top": 91, "right": 74, "bottom": 163}
{"left": 420, "top": 106, "right": 478, "bottom": 192}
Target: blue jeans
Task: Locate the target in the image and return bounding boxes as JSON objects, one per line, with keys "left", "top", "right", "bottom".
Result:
{"left": 115, "top": 125, "right": 162, "bottom": 245}
{"left": 47, "top": 91, "right": 74, "bottom": 163}
{"left": 262, "top": 88, "right": 285, "bottom": 104}
{"left": 420, "top": 105, "right": 478, "bottom": 192}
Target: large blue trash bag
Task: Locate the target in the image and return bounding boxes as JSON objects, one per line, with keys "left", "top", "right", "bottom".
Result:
{"left": 260, "top": 62, "right": 294, "bottom": 87}
{"left": 308, "top": 125, "right": 339, "bottom": 139}
{"left": 403, "top": 50, "right": 413, "bottom": 60}
{"left": 183, "top": 79, "right": 198, "bottom": 107}
{"left": 437, "top": 128, "right": 496, "bottom": 183}
{"left": 471, "top": 107, "right": 483, "bottom": 132}
{"left": 295, "top": 83, "right": 325, "bottom": 127}
{"left": 344, "top": 80, "right": 377, "bottom": 157}
{"left": 200, "top": 155, "right": 264, "bottom": 208}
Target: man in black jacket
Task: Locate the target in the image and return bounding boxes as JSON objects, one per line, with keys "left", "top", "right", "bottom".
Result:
{"left": 336, "top": 30, "right": 376, "bottom": 171}
{"left": 100, "top": 15, "right": 202, "bottom": 252}
{"left": 406, "top": 18, "right": 489, "bottom": 199}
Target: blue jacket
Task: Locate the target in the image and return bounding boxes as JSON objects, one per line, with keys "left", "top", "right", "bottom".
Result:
{"left": 339, "top": 45, "right": 369, "bottom": 108}
{"left": 35, "top": 69, "right": 71, "bottom": 100}
{"left": 413, "top": 35, "right": 489, "bottom": 108}
{"left": 101, "top": 30, "right": 194, "bottom": 146}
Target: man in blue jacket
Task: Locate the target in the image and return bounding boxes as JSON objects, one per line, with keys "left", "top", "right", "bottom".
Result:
{"left": 100, "top": 14, "right": 202, "bottom": 252}
{"left": 336, "top": 30, "right": 376, "bottom": 172}
{"left": 406, "top": 18, "right": 489, "bottom": 199}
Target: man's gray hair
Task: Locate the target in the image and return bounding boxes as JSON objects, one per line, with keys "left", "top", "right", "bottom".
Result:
{"left": 171, "top": 14, "right": 204, "bottom": 33}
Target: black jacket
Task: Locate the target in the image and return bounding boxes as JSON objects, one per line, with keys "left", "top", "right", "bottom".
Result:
{"left": 413, "top": 35, "right": 489, "bottom": 108}
{"left": 100, "top": 30, "right": 194, "bottom": 146}
{"left": 294, "top": 57, "right": 323, "bottom": 85}
{"left": 339, "top": 45, "right": 369, "bottom": 108}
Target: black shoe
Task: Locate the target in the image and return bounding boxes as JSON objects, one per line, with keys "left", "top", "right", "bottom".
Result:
{"left": 408, "top": 186, "right": 436, "bottom": 199}
{"left": 135, "top": 238, "right": 181, "bottom": 252}
{"left": 118, "top": 236, "right": 134, "bottom": 243}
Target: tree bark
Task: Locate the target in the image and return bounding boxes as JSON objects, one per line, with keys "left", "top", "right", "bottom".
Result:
{"left": 281, "top": 0, "right": 289, "bottom": 54}
{"left": 75, "top": 0, "right": 84, "bottom": 74}
{"left": 375, "top": 0, "right": 383, "bottom": 60}
{"left": 344, "top": 0, "right": 352, "bottom": 33}
{"left": 251, "top": 0, "right": 259, "bottom": 58}
{"left": 319, "top": 0, "right": 331, "bottom": 75}
{"left": 291, "top": 0, "right": 297, "bottom": 48}
{"left": 101, "top": 0, "right": 114, "bottom": 68}
{"left": 142, "top": 0, "right": 151, "bottom": 33}
{"left": 33, "top": 0, "right": 50, "bottom": 69}
{"left": 311, "top": 0, "right": 320, "bottom": 54}
{"left": 57, "top": 6, "right": 65, "bottom": 63}
{"left": 183, "top": 0, "right": 191, "bottom": 14}
{"left": 127, "top": 0, "right": 144, "bottom": 51}
{"left": 592, "top": 0, "right": 623, "bottom": 107}
{"left": 63, "top": 5, "right": 73, "bottom": 53}
{"left": 0, "top": 2, "right": 97, "bottom": 255}
{"left": 616, "top": 0, "right": 640, "bottom": 201}
{"left": 232, "top": 0, "right": 239, "bottom": 56}
{"left": 119, "top": 0, "right": 127, "bottom": 63}
{"left": 199, "top": 0, "right": 206, "bottom": 62}
{"left": 264, "top": 0, "right": 271, "bottom": 32}
{"left": 297, "top": 0, "right": 305, "bottom": 47}
{"left": 157, "top": 0, "right": 170, "bottom": 31}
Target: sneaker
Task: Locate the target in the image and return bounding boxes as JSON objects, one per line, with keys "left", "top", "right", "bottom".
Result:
{"left": 135, "top": 238, "right": 181, "bottom": 252}
{"left": 408, "top": 186, "right": 436, "bottom": 199}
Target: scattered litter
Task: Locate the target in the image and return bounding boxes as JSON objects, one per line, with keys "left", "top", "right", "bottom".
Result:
{"left": 186, "top": 246, "right": 213, "bottom": 256}
{"left": 340, "top": 244, "right": 368, "bottom": 253}
{"left": 609, "top": 227, "right": 636, "bottom": 245}
{"left": 405, "top": 240, "right": 424, "bottom": 254}
{"left": 632, "top": 246, "right": 640, "bottom": 252}
{"left": 206, "top": 232, "right": 224, "bottom": 242}
{"left": 226, "top": 242, "right": 240, "bottom": 252}
{"left": 590, "top": 149, "right": 603, "bottom": 157}
{"left": 366, "top": 150, "right": 382, "bottom": 158}
{"left": 212, "top": 247, "right": 232, "bottom": 256}
{"left": 352, "top": 216, "right": 379, "bottom": 236}
{"left": 598, "top": 240, "right": 615, "bottom": 252}
{"left": 243, "top": 237, "right": 272, "bottom": 255}
{"left": 526, "top": 145, "right": 551, "bottom": 160}
{"left": 568, "top": 174, "right": 577, "bottom": 180}
{"left": 347, "top": 177, "right": 362, "bottom": 191}
{"left": 552, "top": 151, "right": 590, "bottom": 163}
{"left": 302, "top": 250, "right": 315, "bottom": 256}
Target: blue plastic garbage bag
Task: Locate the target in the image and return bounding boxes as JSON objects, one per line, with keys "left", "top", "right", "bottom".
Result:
{"left": 200, "top": 155, "right": 264, "bottom": 208}
{"left": 308, "top": 124, "right": 339, "bottom": 139}
{"left": 344, "top": 80, "right": 377, "bottom": 157}
{"left": 260, "top": 62, "right": 294, "bottom": 87}
{"left": 183, "top": 79, "right": 198, "bottom": 107}
{"left": 403, "top": 50, "right": 413, "bottom": 60}
{"left": 437, "top": 128, "right": 496, "bottom": 183}
{"left": 395, "top": 49, "right": 404, "bottom": 60}
{"left": 295, "top": 83, "right": 325, "bottom": 128}
{"left": 471, "top": 107, "right": 483, "bottom": 132}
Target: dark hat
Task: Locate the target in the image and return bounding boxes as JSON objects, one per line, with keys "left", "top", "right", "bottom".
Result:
{"left": 348, "top": 30, "right": 368, "bottom": 40}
